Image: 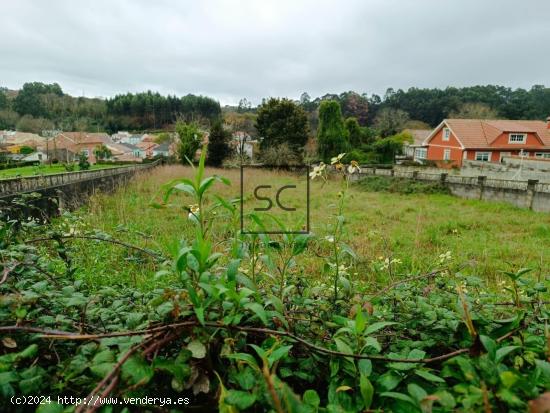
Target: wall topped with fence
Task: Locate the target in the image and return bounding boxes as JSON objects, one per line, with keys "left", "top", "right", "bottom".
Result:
{"left": 357, "top": 167, "right": 550, "bottom": 213}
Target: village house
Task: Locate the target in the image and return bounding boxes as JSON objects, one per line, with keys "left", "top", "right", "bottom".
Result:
{"left": 402, "top": 129, "right": 431, "bottom": 162}
{"left": 111, "top": 131, "right": 131, "bottom": 142}
{"left": 21, "top": 150, "right": 48, "bottom": 163}
{"left": 152, "top": 142, "right": 171, "bottom": 157}
{"left": 136, "top": 141, "right": 158, "bottom": 158}
{"left": 423, "top": 117, "right": 550, "bottom": 166}
{"left": 104, "top": 142, "right": 143, "bottom": 162}
{"left": 120, "top": 134, "right": 143, "bottom": 145}
{"left": 49, "top": 132, "right": 111, "bottom": 163}
{"left": 0, "top": 131, "right": 45, "bottom": 153}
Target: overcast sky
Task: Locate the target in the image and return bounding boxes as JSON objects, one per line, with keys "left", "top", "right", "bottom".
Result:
{"left": 1, "top": 0, "right": 549, "bottom": 105}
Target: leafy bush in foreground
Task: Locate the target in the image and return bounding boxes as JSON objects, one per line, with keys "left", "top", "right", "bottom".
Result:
{"left": 0, "top": 148, "right": 548, "bottom": 412}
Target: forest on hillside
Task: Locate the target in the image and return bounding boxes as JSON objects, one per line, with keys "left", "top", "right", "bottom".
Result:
{"left": 1, "top": 82, "right": 549, "bottom": 135}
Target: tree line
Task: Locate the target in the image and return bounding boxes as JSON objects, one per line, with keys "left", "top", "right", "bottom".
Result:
{"left": 0, "top": 82, "right": 222, "bottom": 134}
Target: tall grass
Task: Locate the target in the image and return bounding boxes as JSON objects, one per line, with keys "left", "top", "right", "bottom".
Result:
{"left": 71, "top": 165, "right": 549, "bottom": 289}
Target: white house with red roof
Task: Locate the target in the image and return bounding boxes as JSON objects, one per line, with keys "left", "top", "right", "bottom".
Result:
{"left": 423, "top": 117, "right": 550, "bottom": 166}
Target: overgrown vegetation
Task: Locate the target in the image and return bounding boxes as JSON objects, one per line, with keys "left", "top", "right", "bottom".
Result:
{"left": 357, "top": 176, "right": 451, "bottom": 195}
{"left": 1, "top": 150, "right": 549, "bottom": 412}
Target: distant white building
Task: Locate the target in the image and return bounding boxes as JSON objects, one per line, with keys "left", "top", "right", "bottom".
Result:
{"left": 22, "top": 151, "right": 48, "bottom": 162}
{"left": 231, "top": 131, "right": 257, "bottom": 159}
{"left": 111, "top": 131, "right": 131, "bottom": 142}
{"left": 120, "top": 134, "right": 143, "bottom": 145}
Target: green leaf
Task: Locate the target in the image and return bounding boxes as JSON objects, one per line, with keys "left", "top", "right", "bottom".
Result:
{"left": 355, "top": 309, "right": 366, "bottom": 334}
{"left": 121, "top": 356, "right": 153, "bottom": 385}
{"left": 225, "top": 390, "right": 256, "bottom": 410}
{"left": 303, "top": 389, "right": 320, "bottom": 407}
{"left": 415, "top": 369, "right": 445, "bottom": 383}
{"left": 380, "top": 391, "right": 417, "bottom": 405}
{"left": 495, "top": 346, "right": 520, "bottom": 363}
{"left": 17, "top": 344, "right": 38, "bottom": 360}
{"left": 244, "top": 302, "right": 268, "bottom": 326}
{"left": 433, "top": 390, "right": 456, "bottom": 409}
{"left": 377, "top": 371, "right": 402, "bottom": 391}
{"left": 225, "top": 353, "right": 259, "bottom": 370}
{"left": 358, "top": 359, "right": 372, "bottom": 377}
{"left": 480, "top": 335, "right": 497, "bottom": 360}
{"left": 226, "top": 259, "right": 240, "bottom": 283}
{"left": 360, "top": 374, "right": 374, "bottom": 409}
{"left": 235, "top": 367, "right": 256, "bottom": 390}
{"left": 407, "top": 383, "right": 427, "bottom": 402}
{"left": 292, "top": 233, "right": 311, "bottom": 256}
{"left": 156, "top": 301, "right": 174, "bottom": 317}
{"left": 36, "top": 403, "right": 64, "bottom": 413}
{"left": 187, "top": 340, "right": 207, "bottom": 359}
{"left": 334, "top": 337, "right": 354, "bottom": 355}
{"left": 268, "top": 345, "right": 292, "bottom": 367}
{"left": 365, "top": 321, "right": 397, "bottom": 335}
{"left": 173, "top": 183, "right": 196, "bottom": 196}
{"left": 363, "top": 336, "right": 381, "bottom": 353}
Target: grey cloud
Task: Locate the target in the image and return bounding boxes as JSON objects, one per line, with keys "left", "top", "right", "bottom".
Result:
{"left": 1, "top": 0, "right": 549, "bottom": 105}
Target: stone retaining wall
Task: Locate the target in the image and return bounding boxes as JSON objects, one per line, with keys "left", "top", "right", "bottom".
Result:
{"left": 358, "top": 167, "right": 550, "bottom": 212}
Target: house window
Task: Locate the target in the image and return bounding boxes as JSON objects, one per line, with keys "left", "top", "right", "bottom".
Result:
{"left": 415, "top": 148, "right": 427, "bottom": 159}
{"left": 520, "top": 150, "right": 529, "bottom": 158}
{"left": 509, "top": 133, "right": 526, "bottom": 144}
{"left": 475, "top": 152, "right": 491, "bottom": 162}
{"left": 535, "top": 152, "right": 550, "bottom": 159}
{"left": 443, "top": 128, "right": 451, "bottom": 141}
{"left": 82, "top": 149, "right": 89, "bottom": 157}
{"left": 443, "top": 149, "right": 451, "bottom": 160}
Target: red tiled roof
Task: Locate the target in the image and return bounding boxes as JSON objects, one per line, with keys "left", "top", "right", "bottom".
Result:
{"left": 58, "top": 132, "right": 111, "bottom": 144}
{"left": 429, "top": 119, "right": 550, "bottom": 148}
{"left": 404, "top": 129, "right": 431, "bottom": 146}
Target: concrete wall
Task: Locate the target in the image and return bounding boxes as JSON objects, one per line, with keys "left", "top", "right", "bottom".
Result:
{"left": 0, "top": 162, "right": 159, "bottom": 220}
{"left": 358, "top": 167, "right": 550, "bottom": 213}
{"left": 460, "top": 158, "right": 550, "bottom": 183}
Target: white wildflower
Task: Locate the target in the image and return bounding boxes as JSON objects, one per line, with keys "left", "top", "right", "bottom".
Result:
{"left": 331, "top": 153, "right": 346, "bottom": 165}
{"left": 347, "top": 160, "right": 360, "bottom": 174}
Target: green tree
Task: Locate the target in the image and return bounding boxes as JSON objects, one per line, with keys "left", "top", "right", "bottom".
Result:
{"left": 16, "top": 115, "right": 54, "bottom": 134}
{"left": 93, "top": 144, "right": 112, "bottom": 161}
{"left": 78, "top": 152, "right": 90, "bottom": 170}
{"left": 207, "top": 120, "right": 231, "bottom": 166}
{"left": 154, "top": 132, "right": 171, "bottom": 144}
{"left": 449, "top": 102, "right": 499, "bottom": 119}
{"left": 176, "top": 120, "right": 202, "bottom": 163}
{"left": 19, "top": 146, "right": 34, "bottom": 155}
{"left": 344, "top": 117, "right": 363, "bottom": 148}
{"left": 374, "top": 108, "right": 409, "bottom": 137}
{"left": 0, "top": 109, "right": 19, "bottom": 129}
{"left": 13, "top": 82, "right": 63, "bottom": 118}
{"left": 339, "top": 91, "right": 369, "bottom": 125}
{"left": 317, "top": 100, "right": 349, "bottom": 161}
{"left": 0, "top": 90, "right": 8, "bottom": 110}
{"left": 255, "top": 98, "right": 309, "bottom": 153}
{"left": 372, "top": 136, "right": 406, "bottom": 164}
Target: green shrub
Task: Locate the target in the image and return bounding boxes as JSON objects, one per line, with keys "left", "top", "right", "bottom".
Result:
{"left": 357, "top": 175, "right": 450, "bottom": 194}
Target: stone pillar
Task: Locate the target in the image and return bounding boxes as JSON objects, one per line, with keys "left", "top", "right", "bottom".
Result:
{"left": 477, "top": 176, "right": 486, "bottom": 200}
{"left": 527, "top": 179, "right": 538, "bottom": 210}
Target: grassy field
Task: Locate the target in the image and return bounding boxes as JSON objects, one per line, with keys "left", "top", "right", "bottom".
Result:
{"left": 0, "top": 163, "right": 120, "bottom": 179}
{"left": 71, "top": 164, "right": 550, "bottom": 289}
